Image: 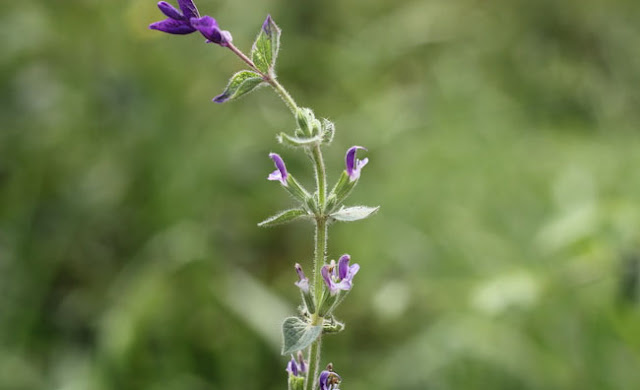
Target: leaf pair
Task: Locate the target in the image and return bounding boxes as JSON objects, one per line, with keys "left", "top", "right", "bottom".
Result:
{"left": 214, "top": 15, "right": 281, "bottom": 103}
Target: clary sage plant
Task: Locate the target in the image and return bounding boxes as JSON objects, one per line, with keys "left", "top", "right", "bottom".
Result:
{"left": 150, "top": 2, "right": 378, "bottom": 389}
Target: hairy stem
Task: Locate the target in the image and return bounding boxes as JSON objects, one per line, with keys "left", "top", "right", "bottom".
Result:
{"left": 268, "top": 78, "right": 298, "bottom": 115}
{"left": 306, "top": 331, "right": 323, "bottom": 390}
{"left": 226, "top": 44, "right": 298, "bottom": 114}
{"left": 226, "top": 43, "right": 260, "bottom": 73}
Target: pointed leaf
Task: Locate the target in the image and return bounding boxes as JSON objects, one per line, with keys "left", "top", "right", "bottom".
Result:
{"left": 281, "top": 316, "right": 322, "bottom": 354}
{"left": 258, "top": 208, "right": 308, "bottom": 227}
{"left": 251, "top": 15, "right": 281, "bottom": 74}
{"left": 214, "top": 70, "right": 264, "bottom": 103}
{"left": 330, "top": 206, "right": 380, "bottom": 222}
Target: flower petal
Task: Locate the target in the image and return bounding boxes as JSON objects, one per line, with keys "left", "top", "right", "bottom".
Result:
{"left": 337, "top": 254, "right": 350, "bottom": 280}
{"left": 321, "top": 265, "right": 337, "bottom": 295}
{"left": 177, "top": 0, "right": 199, "bottom": 20}
{"left": 286, "top": 356, "right": 298, "bottom": 376}
{"left": 157, "top": 1, "right": 183, "bottom": 20}
{"left": 267, "top": 153, "right": 288, "bottom": 186}
{"left": 345, "top": 146, "right": 367, "bottom": 181}
{"left": 190, "top": 16, "right": 231, "bottom": 46}
{"left": 149, "top": 18, "right": 195, "bottom": 34}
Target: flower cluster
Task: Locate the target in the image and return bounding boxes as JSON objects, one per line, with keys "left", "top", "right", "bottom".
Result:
{"left": 286, "top": 352, "right": 308, "bottom": 390}
{"left": 286, "top": 351, "right": 307, "bottom": 378}
{"left": 149, "top": 0, "right": 232, "bottom": 46}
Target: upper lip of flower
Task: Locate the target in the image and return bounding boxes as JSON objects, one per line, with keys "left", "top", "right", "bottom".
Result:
{"left": 149, "top": 1, "right": 200, "bottom": 34}
{"left": 267, "top": 153, "right": 289, "bottom": 186}
{"left": 345, "top": 146, "right": 368, "bottom": 181}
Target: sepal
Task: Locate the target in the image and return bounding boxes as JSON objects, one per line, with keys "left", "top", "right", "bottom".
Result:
{"left": 283, "top": 175, "right": 314, "bottom": 207}
{"left": 300, "top": 289, "right": 316, "bottom": 315}
{"left": 281, "top": 316, "right": 322, "bottom": 354}
{"left": 251, "top": 15, "right": 281, "bottom": 74}
{"left": 288, "top": 375, "right": 305, "bottom": 390}
{"left": 322, "top": 316, "right": 345, "bottom": 334}
{"left": 321, "top": 119, "right": 335, "bottom": 144}
{"left": 330, "top": 206, "right": 380, "bottom": 222}
{"left": 258, "top": 208, "right": 309, "bottom": 227}
{"left": 317, "top": 288, "right": 340, "bottom": 317}
{"left": 325, "top": 171, "right": 355, "bottom": 212}
{"left": 213, "top": 70, "right": 264, "bottom": 103}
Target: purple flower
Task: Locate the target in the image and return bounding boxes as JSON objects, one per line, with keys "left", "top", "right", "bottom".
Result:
{"left": 268, "top": 153, "right": 288, "bottom": 186}
{"left": 321, "top": 255, "right": 360, "bottom": 295}
{"left": 318, "top": 368, "right": 341, "bottom": 390}
{"left": 286, "top": 351, "right": 307, "bottom": 377}
{"left": 149, "top": 0, "right": 199, "bottom": 35}
{"left": 294, "top": 263, "right": 309, "bottom": 293}
{"left": 190, "top": 15, "right": 232, "bottom": 46}
{"left": 345, "top": 146, "right": 368, "bottom": 182}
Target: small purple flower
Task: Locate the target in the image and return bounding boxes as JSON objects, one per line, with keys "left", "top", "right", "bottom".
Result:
{"left": 286, "top": 351, "right": 307, "bottom": 377}
{"left": 190, "top": 15, "right": 232, "bottom": 46}
{"left": 294, "top": 263, "right": 310, "bottom": 293}
{"left": 149, "top": 0, "right": 199, "bottom": 35}
{"left": 268, "top": 153, "right": 288, "bottom": 186}
{"left": 345, "top": 146, "right": 368, "bottom": 182}
{"left": 321, "top": 254, "right": 360, "bottom": 295}
{"left": 318, "top": 368, "right": 341, "bottom": 390}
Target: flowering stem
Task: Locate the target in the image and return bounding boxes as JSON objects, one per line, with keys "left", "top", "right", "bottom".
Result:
{"left": 230, "top": 40, "right": 326, "bottom": 388}
{"left": 307, "top": 153, "right": 328, "bottom": 389}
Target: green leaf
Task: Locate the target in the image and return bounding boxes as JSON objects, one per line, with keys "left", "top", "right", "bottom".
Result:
{"left": 258, "top": 208, "right": 308, "bottom": 227}
{"left": 277, "top": 132, "right": 323, "bottom": 148}
{"left": 251, "top": 15, "right": 281, "bottom": 74}
{"left": 281, "top": 316, "right": 322, "bottom": 355}
{"left": 330, "top": 206, "right": 380, "bottom": 222}
{"left": 213, "top": 70, "right": 264, "bottom": 103}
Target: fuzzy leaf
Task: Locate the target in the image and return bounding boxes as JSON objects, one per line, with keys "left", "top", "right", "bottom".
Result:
{"left": 281, "top": 317, "right": 322, "bottom": 355}
{"left": 214, "top": 70, "right": 264, "bottom": 103}
{"left": 258, "top": 208, "right": 308, "bottom": 227}
{"left": 251, "top": 15, "right": 281, "bottom": 74}
{"left": 277, "top": 132, "right": 323, "bottom": 148}
{"left": 330, "top": 206, "right": 380, "bottom": 222}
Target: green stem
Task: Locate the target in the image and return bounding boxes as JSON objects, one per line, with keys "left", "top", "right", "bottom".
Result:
{"left": 306, "top": 331, "right": 322, "bottom": 390}
{"left": 226, "top": 44, "right": 297, "bottom": 114}
{"left": 307, "top": 217, "right": 327, "bottom": 390}
{"left": 226, "top": 43, "right": 261, "bottom": 74}
{"left": 268, "top": 78, "right": 298, "bottom": 115}
{"left": 311, "top": 145, "right": 327, "bottom": 209}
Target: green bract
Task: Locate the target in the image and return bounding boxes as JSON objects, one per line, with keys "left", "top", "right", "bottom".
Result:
{"left": 251, "top": 15, "right": 281, "bottom": 74}
{"left": 214, "top": 70, "right": 264, "bottom": 103}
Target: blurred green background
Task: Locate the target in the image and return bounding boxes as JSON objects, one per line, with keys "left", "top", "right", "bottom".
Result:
{"left": 2, "top": 0, "right": 640, "bottom": 389}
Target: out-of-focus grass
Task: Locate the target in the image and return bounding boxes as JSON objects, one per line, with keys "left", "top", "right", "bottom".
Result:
{"left": 1, "top": 0, "right": 640, "bottom": 389}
